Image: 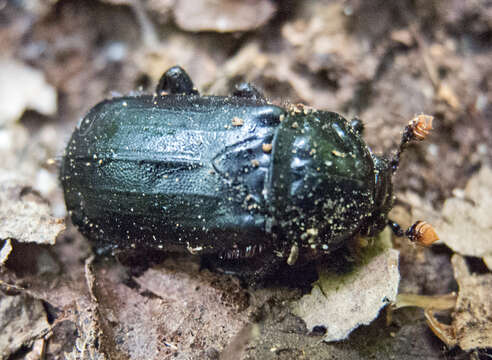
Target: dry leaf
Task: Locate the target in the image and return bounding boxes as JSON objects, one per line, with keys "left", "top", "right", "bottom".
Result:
{"left": 0, "top": 171, "right": 65, "bottom": 246}
{"left": 451, "top": 254, "right": 492, "bottom": 350}
{"left": 173, "top": 0, "right": 276, "bottom": 32}
{"left": 408, "top": 255, "right": 492, "bottom": 350}
{"left": 0, "top": 293, "right": 50, "bottom": 359}
{"left": 291, "top": 229, "right": 400, "bottom": 342}
{"left": 105, "top": 257, "right": 250, "bottom": 358}
{"left": 0, "top": 239, "right": 13, "bottom": 266}
{"left": 0, "top": 59, "right": 57, "bottom": 126}
{"left": 436, "top": 167, "right": 492, "bottom": 267}
{"left": 64, "top": 300, "right": 108, "bottom": 360}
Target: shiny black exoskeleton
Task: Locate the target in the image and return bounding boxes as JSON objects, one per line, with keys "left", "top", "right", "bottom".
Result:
{"left": 60, "top": 66, "right": 423, "bottom": 280}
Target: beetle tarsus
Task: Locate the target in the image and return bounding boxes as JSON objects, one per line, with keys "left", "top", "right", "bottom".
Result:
{"left": 156, "top": 66, "right": 199, "bottom": 95}
{"left": 233, "top": 82, "right": 266, "bottom": 102}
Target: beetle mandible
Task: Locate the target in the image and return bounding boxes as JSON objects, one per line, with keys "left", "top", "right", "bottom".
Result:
{"left": 60, "top": 66, "right": 437, "bottom": 279}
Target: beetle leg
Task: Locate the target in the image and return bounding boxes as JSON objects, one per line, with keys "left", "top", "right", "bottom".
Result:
{"left": 156, "top": 66, "right": 199, "bottom": 95}
{"left": 233, "top": 82, "right": 266, "bottom": 103}
{"left": 350, "top": 117, "right": 364, "bottom": 135}
{"left": 247, "top": 256, "right": 284, "bottom": 288}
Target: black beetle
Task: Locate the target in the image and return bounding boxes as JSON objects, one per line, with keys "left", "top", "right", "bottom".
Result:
{"left": 60, "top": 66, "right": 436, "bottom": 279}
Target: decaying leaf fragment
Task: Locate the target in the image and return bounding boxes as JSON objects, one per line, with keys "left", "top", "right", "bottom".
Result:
{"left": 64, "top": 300, "right": 108, "bottom": 360}
{"left": 0, "top": 171, "right": 65, "bottom": 246}
{"left": 0, "top": 239, "right": 13, "bottom": 266}
{"left": 64, "top": 257, "right": 109, "bottom": 360}
{"left": 291, "top": 229, "right": 400, "bottom": 342}
{"left": 436, "top": 166, "right": 492, "bottom": 269}
{"left": 131, "top": 258, "right": 250, "bottom": 356}
{"left": 397, "top": 255, "right": 492, "bottom": 350}
{"left": 173, "top": 0, "right": 277, "bottom": 32}
{"left": 0, "top": 293, "right": 50, "bottom": 359}
{"left": 450, "top": 254, "right": 492, "bottom": 350}
{"left": 0, "top": 59, "right": 57, "bottom": 126}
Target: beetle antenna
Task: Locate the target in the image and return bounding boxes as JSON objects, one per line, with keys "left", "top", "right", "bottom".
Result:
{"left": 390, "top": 114, "right": 434, "bottom": 173}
